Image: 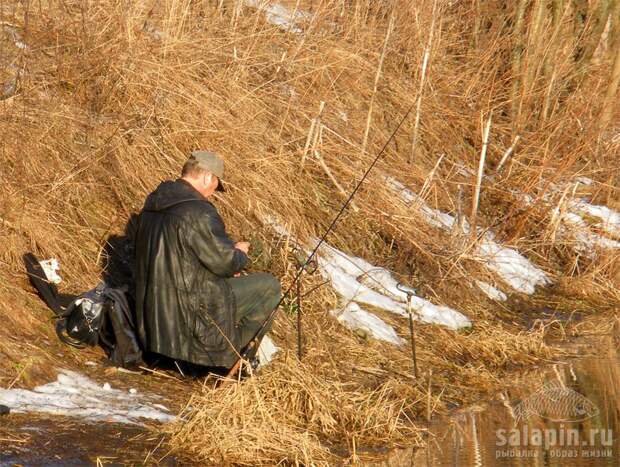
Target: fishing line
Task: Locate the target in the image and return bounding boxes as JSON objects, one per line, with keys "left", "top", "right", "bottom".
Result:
{"left": 226, "top": 101, "right": 417, "bottom": 377}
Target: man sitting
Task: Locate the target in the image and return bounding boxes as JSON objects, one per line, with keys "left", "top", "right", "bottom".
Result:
{"left": 134, "top": 150, "right": 281, "bottom": 371}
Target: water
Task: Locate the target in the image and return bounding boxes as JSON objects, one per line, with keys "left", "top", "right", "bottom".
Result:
{"left": 382, "top": 348, "right": 620, "bottom": 466}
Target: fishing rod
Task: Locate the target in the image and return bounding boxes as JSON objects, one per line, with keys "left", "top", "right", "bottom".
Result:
{"left": 225, "top": 101, "right": 417, "bottom": 380}
{"left": 290, "top": 246, "right": 318, "bottom": 361}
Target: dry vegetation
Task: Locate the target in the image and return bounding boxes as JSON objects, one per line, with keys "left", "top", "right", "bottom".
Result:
{"left": 1, "top": 0, "right": 619, "bottom": 463}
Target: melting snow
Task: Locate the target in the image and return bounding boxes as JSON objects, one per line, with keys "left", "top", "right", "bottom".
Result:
{"left": 387, "top": 177, "right": 550, "bottom": 295}
{"left": 261, "top": 215, "right": 471, "bottom": 335}
{"left": 244, "top": 0, "right": 311, "bottom": 33}
{"left": 411, "top": 166, "right": 620, "bottom": 258}
{"left": 542, "top": 178, "right": 620, "bottom": 253}
{"left": 476, "top": 281, "right": 508, "bottom": 301}
{"left": 0, "top": 370, "right": 175, "bottom": 424}
{"left": 475, "top": 234, "right": 550, "bottom": 294}
{"left": 314, "top": 240, "right": 471, "bottom": 329}
{"left": 143, "top": 21, "right": 165, "bottom": 40}
{"left": 555, "top": 210, "right": 620, "bottom": 251}
{"left": 4, "top": 25, "right": 28, "bottom": 50}
{"left": 567, "top": 199, "right": 620, "bottom": 239}
{"left": 512, "top": 177, "right": 620, "bottom": 253}
{"left": 331, "top": 302, "right": 404, "bottom": 345}
{"left": 574, "top": 176, "right": 594, "bottom": 186}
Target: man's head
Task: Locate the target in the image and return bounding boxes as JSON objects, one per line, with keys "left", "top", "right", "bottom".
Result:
{"left": 181, "top": 150, "right": 225, "bottom": 198}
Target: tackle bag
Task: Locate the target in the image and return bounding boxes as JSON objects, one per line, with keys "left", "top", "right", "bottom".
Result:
{"left": 57, "top": 283, "right": 143, "bottom": 369}
{"left": 24, "top": 253, "right": 143, "bottom": 369}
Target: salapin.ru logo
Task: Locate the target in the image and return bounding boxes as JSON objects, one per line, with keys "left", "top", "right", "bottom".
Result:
{"left": 512, "top": 381, "right": 599, "bottom": 423}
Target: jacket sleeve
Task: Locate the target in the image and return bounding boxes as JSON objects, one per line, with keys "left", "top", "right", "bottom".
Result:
{"left": 187, "top": 205, "right": 248, "bottom": 278}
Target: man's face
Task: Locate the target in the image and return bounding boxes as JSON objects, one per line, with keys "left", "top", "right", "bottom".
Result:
{"left": 201, "top": 172, "right": 220, "bottom": 197}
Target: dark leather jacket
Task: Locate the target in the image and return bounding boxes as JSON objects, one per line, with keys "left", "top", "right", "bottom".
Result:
{"left": 134, "top": 179, "right": 248, "bottom": 367}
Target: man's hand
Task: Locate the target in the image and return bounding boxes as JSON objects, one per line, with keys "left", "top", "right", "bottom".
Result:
{"left": 235, "top": 241, "right": 250, "bottom": 254}
{"left": 233, "top": 242, "right": 249, "bottom": 277}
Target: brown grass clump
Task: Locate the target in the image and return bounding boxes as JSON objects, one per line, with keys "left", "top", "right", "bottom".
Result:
{"left": 170, "top": 360, "right": 423, "bottom": 465}
{"left": 167, "top": 292, "right": 557, "bottom": 464}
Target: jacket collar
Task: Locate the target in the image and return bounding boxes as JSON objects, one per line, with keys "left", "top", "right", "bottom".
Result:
{"left": 143, "top": 179, "right": 207, "bottom": 212}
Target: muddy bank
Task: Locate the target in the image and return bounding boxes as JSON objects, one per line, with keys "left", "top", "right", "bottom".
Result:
{"left": 0, "top": 312, "right": 616, "bottom": 465}
{"left": 0, "top": 358, "right": 193, "bottom": 465}
{"left": 0, "top": 414, "right": 175, "bottom": 465}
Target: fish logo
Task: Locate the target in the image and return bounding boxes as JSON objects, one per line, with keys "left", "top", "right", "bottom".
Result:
{"left": 513, "top": 382, "right": 599, "bottom": 422}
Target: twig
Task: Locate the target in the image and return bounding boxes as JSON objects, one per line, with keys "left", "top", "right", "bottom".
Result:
{"left": 452, "top": 183, "right": 465, "bottom": 237}
{"left": 300, "top": 101, "right": 325, "bottom": 169}
{"left": 360, "top": 14, "right": 394, "bottom": 160}
{"left": 470, "top": 112, "right": 492, "bottom": 238}
{"left": 8, "top": 360, "right": 31, "bottom": 389}
{"left": 138, "top": 366, "right": 183, "bottom": 382}
{"left": 0, "top": 436, "right": 29, "bottom": 444}
{"left": 287, "top": 0, "right": 302, "bottom": 35}
{"left": 418, "top": 153, "right": 444, "bottom": 200}
{"left": 313, "top": 124, "right": 359, "bottom": 211}
{"left": 601, "top": 31, "right": 620, "bottom": 129}
{"left": 426, "top": 369, "right": 433, "bottom": 423}
{"left": 496, "top": 135, "right": 520, "bottom": 173}
{"left": 410, "top": 0, "right": 438, "bottom": 163}
{"left": 510, "top": 0, "right": 528, "bottom": 126}
{"left": 143, "top": 435, "right": 166, "bottom": 465}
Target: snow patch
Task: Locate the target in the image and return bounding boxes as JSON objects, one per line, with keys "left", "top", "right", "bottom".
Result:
{"left": 568, "top": 199, "right": 620, "bottom": 239}
{"left": 0, "top": 370, "right": 175, "bottom": 424}
{"left": 539, "top": 179, "right": 620, "bottom": 252}
{"left": 387, "top": 177, "right": 550, "bottom": 295}
{"left": 261, "top": 214, "right": 471, "bottom": 331}
{"left": 331, "top": 302, "right": 404, "bottom": 345}
{"left": 574, "top": 176, "right": 594, "bottom": 186}
{"left": 315, "top": 241, "right": 471, "bottom": 329}
{"left": 143, "top": 21, "right": 164, "bottom": 40}
{"left": 507, "top": 178, "right": 620, "bottom": 254}
{"left": 555, "top": 210, "right": 620, "bottom": 251}
{"left": 244, "top": 1, "right": 311, "bottom": 33}
{"left": 475, "top": 235, "right": 550, "bottom": 295}
{"left": 476, "top": 281, "right": 508, "bottom": 301}
{"left": 3, "top": 25, "right": 28, "bottom": 50}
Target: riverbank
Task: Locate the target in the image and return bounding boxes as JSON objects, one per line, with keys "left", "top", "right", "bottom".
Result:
{"left": 1, "top": 308, "right": 616, "bottom": 465}
{"left": 1, "top": 0, "right": 619, "bottom": 464}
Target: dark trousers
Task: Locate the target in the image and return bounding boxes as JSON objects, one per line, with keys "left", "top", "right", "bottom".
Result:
{"left": 226, "top": 272, "right": 281, "bottom": 359}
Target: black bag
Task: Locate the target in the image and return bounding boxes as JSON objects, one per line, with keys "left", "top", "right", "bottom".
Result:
{"left": 24, "top": 253, "right": 143, "bottom": 369}
{"left": 59, "top": 284, "right": 106, "bottom": 347}
{"left": 57, "top": 283, "right": 143, "bottom": 369}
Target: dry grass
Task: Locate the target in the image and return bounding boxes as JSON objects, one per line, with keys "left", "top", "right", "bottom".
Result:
{"left": 168, "top": 318, "right": 553, "bottom": 464}
{"left": 171, "top": 360, "right": 423, "bottom": 465}
{"left": 0, "top": 0, "right": 619, "bottom": 463}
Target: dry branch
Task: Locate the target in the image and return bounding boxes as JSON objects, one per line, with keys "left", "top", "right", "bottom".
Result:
{"left": 470, "top": 112, "right": 492, "bottom": 237}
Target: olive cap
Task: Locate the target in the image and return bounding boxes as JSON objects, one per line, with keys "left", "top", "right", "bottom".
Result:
{"left": 190, "top": 150, "right": 225, "bottom": 192}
